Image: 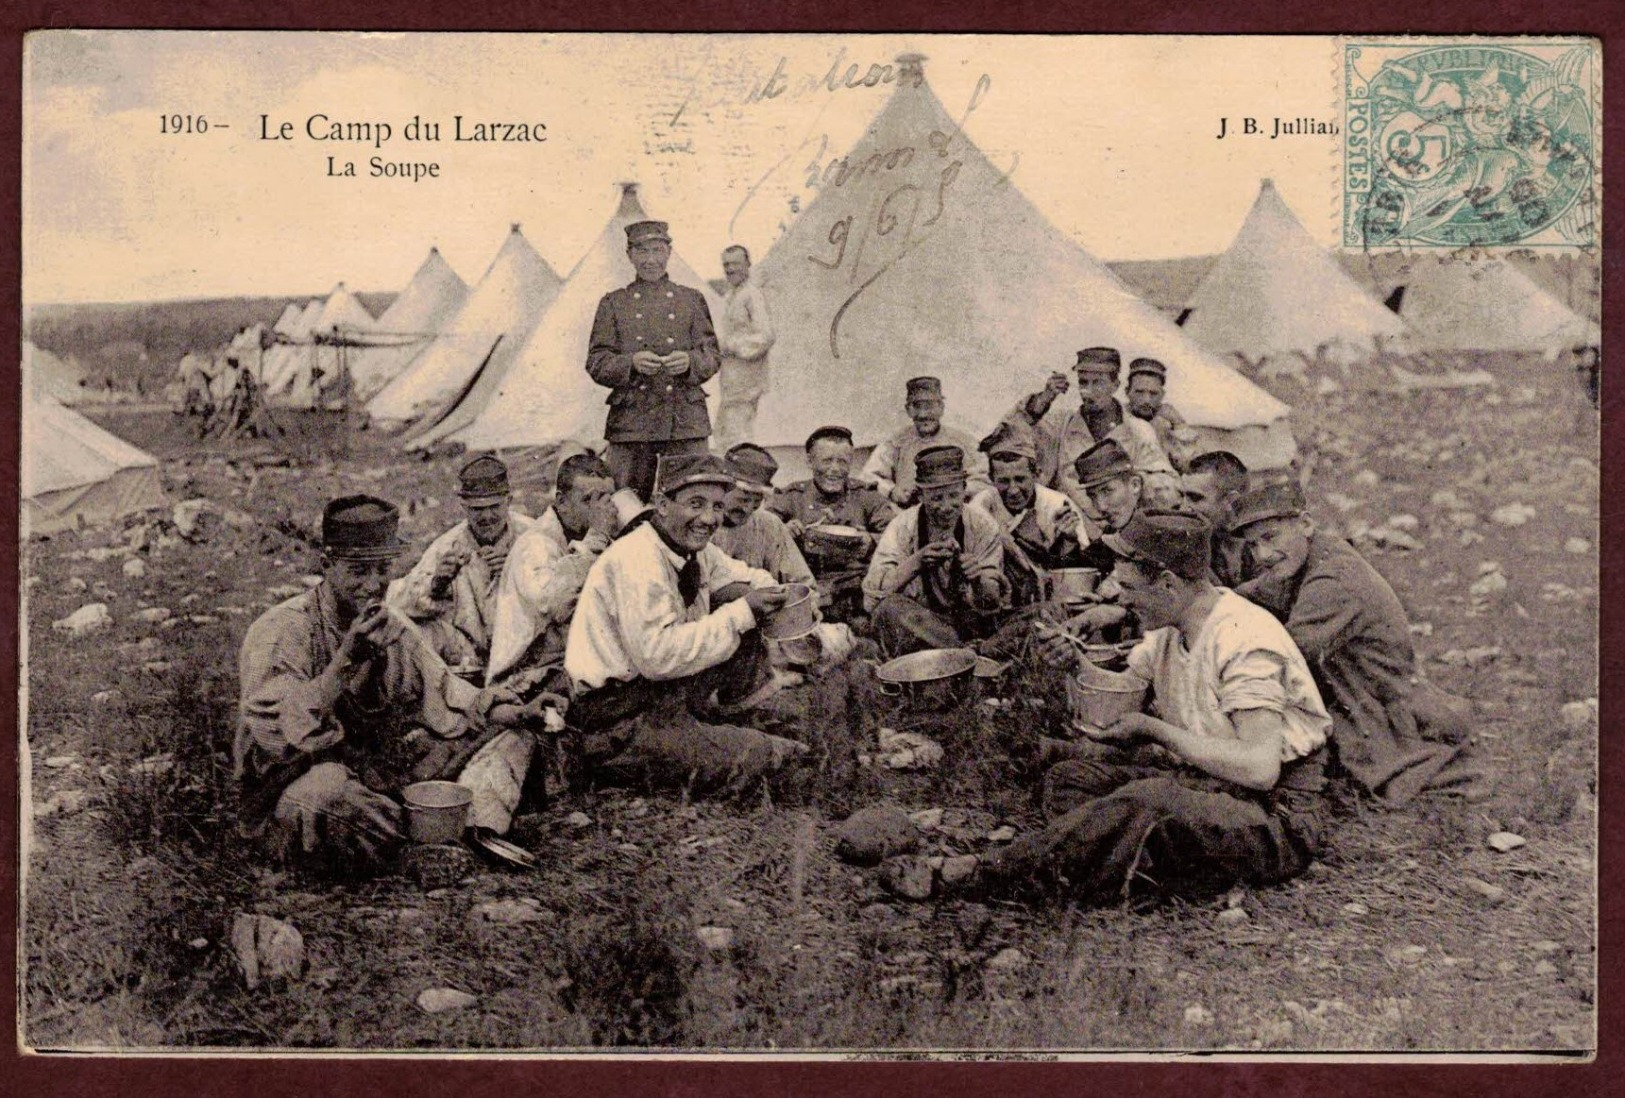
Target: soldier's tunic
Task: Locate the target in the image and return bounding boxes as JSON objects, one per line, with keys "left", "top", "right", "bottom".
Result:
{"left": 586, "top": 275, "right": 722, "bottom": 499}
{"left": 1005, "top": 395, "right": 1174, "bottom": 511}
{"left": 1237, "top": 532, "right": 1479, "bottom": 805}
{"left": 711, "top": 509, "right": 816, "bottom": 589}
{"left": 389, "top": 511, "right": 533, "bottom": 669}
{"left": 486, "top": 507, "right": 611, "bottom": 686}
{"left": 770, "top": 478, "right": 896, "bottom": 616}
{"left": 863, "top": 503, "right": 1007, "bottom": 656}
{"left": 861, "top": 423, "right": 992, "bottom": 504}
{"left": 1139, "top": 401, "right": 1193, "bottom": 468}
{"left": 714, "top": 275, "right": 776, "bottom": 451}
{"left": 971, "top": 482, "right": 1089, "bottom": 611}
{"left": 235, "top": 583, "right": 533, "bottom": 866}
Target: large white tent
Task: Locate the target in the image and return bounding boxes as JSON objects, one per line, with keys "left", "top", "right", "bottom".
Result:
{"left": 746, "top": 55, "right": 1294, "bottom": 472}
{"left": 367, "top": 226, "right": 561, "bottom": 426}
{"left": 349, "top": 247, "right": 470, "bottom": 401}
{"left": 23, "top": 390, "right": 165, "bottom": 535}
{"left": 260, "top": 298, "right": 324, "bottom": 393}
{"left": 438, "top": 184, "right": 725, "bottom": 452}
{"left": 271, "top": 282, "right": 377, "bottom": 409}
{"left": 1389, "top": 253, "right": 1600, "bottom": 358}
{"left": 1182, "top": 179, "right": 1414, "bottom": 369}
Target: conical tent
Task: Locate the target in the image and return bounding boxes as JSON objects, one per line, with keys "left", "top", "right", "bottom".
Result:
{"left": 273, "top": 282, "right": 377, "bottom": 409}
{"left": 23, "top": 390, "right": 165, "bottom": 535}
{"left": 1182, "top": 180, "right": 1413, "bottom": 368}
{"left": 746, "top": 56, "right": 1294, "bottom": 472}
{"left": 25, "top": 341, "right": 88, "bottom": 405}
{"left": 260, "top": 298, "right": 324, "bottom": 392}
{"left": 270, "top": 302, "right": 302, "bottom": 336}
{"left": 349, "top": 247, "right": 470, "bottom": 401}
{"left": 1393, "top": 254, "right": 1600, "bottom": 358}
{"left": 442, "top": 184, "right": 726, "bottom": 452}
{"left": 367, "top": 226, "right": 561, "bottom": 425}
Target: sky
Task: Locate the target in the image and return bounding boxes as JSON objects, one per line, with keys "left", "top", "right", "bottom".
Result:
{"left": 24, "top": 32, "right": 1352, "bottom": 304}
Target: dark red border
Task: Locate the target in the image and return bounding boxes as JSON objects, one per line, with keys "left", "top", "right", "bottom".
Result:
{"left": 4, "top": 2, "right": 1619, "bottom": 1095}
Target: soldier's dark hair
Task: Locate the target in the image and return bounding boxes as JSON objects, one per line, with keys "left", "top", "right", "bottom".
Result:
{"left": 804, "top": 425, "right": 854, "bottom": 452}
{"left": 556, "top": 452, "right": 613, "bottom": 495}
{"left": 1186, "top": 451, "right": 1249, "bottom": 497}
{"left": 723, "top": 244, "right": 751, "bottom": 263}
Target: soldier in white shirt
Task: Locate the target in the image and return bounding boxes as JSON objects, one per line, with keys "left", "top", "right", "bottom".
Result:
{"left": 564, "top": 452, "right": 807, "bottom": 795}
{"left": 861, "top": 376, "right": 991, "bottom": 506}
{"left": 713, "top": 245, "right": 776, "bottom": 452}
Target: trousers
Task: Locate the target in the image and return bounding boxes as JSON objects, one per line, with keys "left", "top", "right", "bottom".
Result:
{"left": 604, "top": 438, "right": 709, "bottom": 502}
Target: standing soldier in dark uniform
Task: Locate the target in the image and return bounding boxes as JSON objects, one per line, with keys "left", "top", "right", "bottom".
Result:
{"left": 586, "top": 220, "right": 722, "bottom": 502}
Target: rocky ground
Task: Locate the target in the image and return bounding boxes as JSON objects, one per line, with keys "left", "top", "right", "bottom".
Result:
{"left": 22, "top": 361, "right": 1598, "bottom": 1054}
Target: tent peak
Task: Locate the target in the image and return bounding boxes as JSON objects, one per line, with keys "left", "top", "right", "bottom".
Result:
{"left": 510, "top": 222, "right": 522, "bottom": 233}
{"left": 895, "top": 53, "right": 927, "bottom": 83}
{"left": 614, "top": 181, "right": 646, "bottom": 218}
{"left": 1260, "top": 177, "right": 1276, "bottom": 190}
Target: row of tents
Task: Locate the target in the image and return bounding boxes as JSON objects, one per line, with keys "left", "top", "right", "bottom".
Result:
{"left": 164, "top": 57, "right": 1596, "bottom": 474}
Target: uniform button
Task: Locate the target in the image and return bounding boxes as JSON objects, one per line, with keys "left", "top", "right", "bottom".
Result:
{"left": 665, "top": 384, "right": 674, "bottom": 392}
{"left": 667, "top": 338, "right": 675, "bottom": 344}
{"left": 634, "top": 292, "right": 641, "bottom": 300}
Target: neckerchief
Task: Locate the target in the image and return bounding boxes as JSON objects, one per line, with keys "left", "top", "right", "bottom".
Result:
{"left": 651, "top": 519, "right": 705, "bottom": 606}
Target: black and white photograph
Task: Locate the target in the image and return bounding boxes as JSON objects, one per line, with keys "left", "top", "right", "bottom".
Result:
{"left": 18, "top": 31, "right": 1600, "bottom": 1057}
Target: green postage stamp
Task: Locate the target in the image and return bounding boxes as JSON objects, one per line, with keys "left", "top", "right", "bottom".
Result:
{"left": 1343, "top": 39, "right": 1599, "bottom": 250}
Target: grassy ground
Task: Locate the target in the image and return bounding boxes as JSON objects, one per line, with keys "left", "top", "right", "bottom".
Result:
{"left": 21, "top": 364, "right": 1597, "bottom": 1054}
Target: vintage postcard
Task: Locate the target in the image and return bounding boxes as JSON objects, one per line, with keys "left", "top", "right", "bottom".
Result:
{"left": 19, "top": 32, "right": 1599, "bottom": 1058}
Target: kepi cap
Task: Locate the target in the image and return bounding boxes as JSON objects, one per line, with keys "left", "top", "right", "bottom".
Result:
{"left": 322, "top": 494, "right": 408, "bottom": 562}
{"left": 654, "top": 451, "right": 734, "bottom": 496}
{"left": 1103, "top": 509, "right": 1213, "bottom": 581}
{"left": 1226, "top": 477, "right": 1307, "bottom": 533}
{"left": 457, "top": 454, "right": 511, "bottom": 505}
{"left": 1128, "top": 357, "right": 1167, "bottom": 383}
{"left": 725, "top": 443, "right": 779, "bottom": 493}
{"left": 805, "top": 424, "right": 854, "bottom": 451}
{"left": 625, "top": 220, "right": 671, "bottom": 246}
{"left": 1072, "top": 438, "right": 1134, "bottom": 489}
{"left": 914, "top": 444, "right": 968, "bottom": 490}
{"left": 1074, "top": 347, "right": 1123, "bottom": 375}
{"left": 905, "top": 376, "right": 944, "bottom": 400}
{"left": 978, "top": 419, "right": 1038, "bottom": 463}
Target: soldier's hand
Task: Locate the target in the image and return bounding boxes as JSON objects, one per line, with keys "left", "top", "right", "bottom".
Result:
{"left": 632, "top": 351, "right": 665, "bottom": 375}
{"left": 744, "top": 586, "right": 791, "bottom": 619}
{"left": 1031, "top": 621, "right": 1080, "bottom": 672}
{"left": 919, "top": 539, "right": 957, "bottom": 564}
{"left": 587, "top": 493, "right": 621, "bottom": 540}
{"left": 341, "top": 603, "right": 393, "bottom": 664}
{"left": 664, "top": 351, "right": 691, "bottom": 375}
{"left": 1043, "top": 371, "right": 1071, "bottom": 400}
{"left": 784, "top": 518, "right": 806, "bottom": 540}
{"left": 1067, "top": 603, "right": 1128, "bottom": 637}
{"left": 889, "top": 485, "right": 916, "bottom": 507}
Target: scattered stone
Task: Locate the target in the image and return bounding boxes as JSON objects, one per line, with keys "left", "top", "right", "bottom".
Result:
{"left": 1463, "top": 878, "right": 1507, "bottom": 904}
{"left": 66, "top": 576, "right": 88, "bottom": 593}
{"left": 1450, "top": 510, "right": 1480, "bottom": 528}
{"left": 940, "top": 855, "right": 979, "bottom": 884}
{"left": 136, "top": 606, "right": 171, "bottom": 623}
{"left": 84, "top": 546, "right": 126, "bottom": 563}
{"left": 172, "top": 499, "right": 217, "bottom": 539}
{"left": 907, "top": 807, "right": 944, "bottom": 831}
{"left": 469, "top": 899, "right": 546, "bottom": 925}
{"left": 1533, "top": 961, "right": 1559, "bottom": 976}
{"left": 1342, "top": 902, "right": 1370, "bottom": 917}
{"left": 1394, "top": 944, "right": 1427, "bottom": 963}
{"left": 415, "top": 987, "right": 478, "bottom": 1014}
{"left": 834, "top": 804, "right": 920, "bottom": 866}
{"left": 1386, "top": 513, "right": 1420, "bottom": 532}
{"left": 180, "top": 592, "right": 200, "bottom": 605}
{"left": 986, "top": 948, "right": 1026, "bottom": 971}
{"left": 1184, "top": 1004, "right": 1214, "bottom": 1026}
{"left": 1217, "top": 906, "right": 1249, "bottom": 926}
{"left": 130, "top": 754, "right": 174, "bottom": 777}
{"left": 52, "top": 603, "right": 112, "bottom": 637}
{"left": 35, "top": 788, "right": 92, "bottom": 817}
{"left": 189, "top": 937, "right": 209, "bottom": 950}
{"left": 1490, "top": 503, "right": 1537, "bottom": 527}
{"left": 1560, "top": 699, "right": 1598, "bottom": 733}
{"left": 564, "top": 811, "right": 593, "bottom": 829}
{"left": 1487, "top": 832, "right": 1527, "bottom": 853}
{"left": 1439, "top": 646, "right": 1502, "bottom": 668}
{"left": 1352, "top": 469, "right": 1380, "bottom": 487}
{"left": 90, "top": 689, "right": 120, "bottom": 704}
{"left": 1324, "top": 492, "right": 1363, "bottom": 513}
{"left": 879, "top": 855, "right": 935, "bottom": 901}
{"left": 121, "top": 557, "right": 146, "bottom": 579}
{"left": 43, "top": 754, "right": 79, "bottom": 769}
{"left": 300, "top": 574, "right": 323, "bottom": 588}
{"left": 1369, "top": 527, "right": 1422, "bottom": 551}
{"left": 1530, "top": 940, "right": 1563, "bottom": 954}
{"left": 1469, "top": 571, "right": 1508, "bottom": 599}
{"left": 867, "top": 728, "right": 945, "bottom": 771}
{"left": 188, "top": 614, "right": 220, "bottom": 625}
{"left": 230, "top": 913, "right": 305, "bottom": 990}
{"left": 1409, "top": 621, "right": 1433, "bottom": 637}
{"left": 142, "top": 661, "right": 173, "bottom": 674}
{"left": 1565, "top": 537, "right": 1591, "bottom": 554}
{"left": 986, "top": 825, "right": 1017, "bottom": 843}
{"left": 695, "top": 925, "right": 735, "bottom": 952}
{"left": 1430, "top": 489, "right": 1469, "bottom": 510}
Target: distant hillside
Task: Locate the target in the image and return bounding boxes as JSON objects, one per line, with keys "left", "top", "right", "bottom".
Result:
{"left": 24, "top": 293, "right": 396, "bottom": 391}
{"left": 1336, "top": 250, "right": 1600, "bottom": 322}
{"left": 1106, "top": 256, "right": 1217, "bottom": 314}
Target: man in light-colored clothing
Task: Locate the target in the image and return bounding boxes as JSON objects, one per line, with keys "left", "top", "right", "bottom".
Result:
{"left": 712, "top": 444, "right": 816, "bottom": 590}
{"left": 236, "top": 495, "right": 545, "bottom": 870}
{"left": 1003, "top": 347, "right": 1175, "bottom": 512}
{"left": 389, "top": 454, "right": 533, "bottom": 670}
{"left": 863, "top": 444, "right": 1007, "bottom": 657}
{"left": 1125, "top": 357, "right": 1196, "bottom": 471}
{"left": 565, "top": 452, "right": 807, "bottom": 795}
{"left": 486, "top": 452, "right": 621, "bottom": 690}
{"left": 972, "top": 510, "right": 1332, "bottom": 905}
{"left": 862, "top": 375, "right": 991, "bottom": 507}
{"left": 713, "top": 245, "right": 776, "bottom": 452}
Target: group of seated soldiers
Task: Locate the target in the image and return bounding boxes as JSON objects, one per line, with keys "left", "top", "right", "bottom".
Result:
{"left": 235, "top": 345, "right": 1484, "bottom": 908}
